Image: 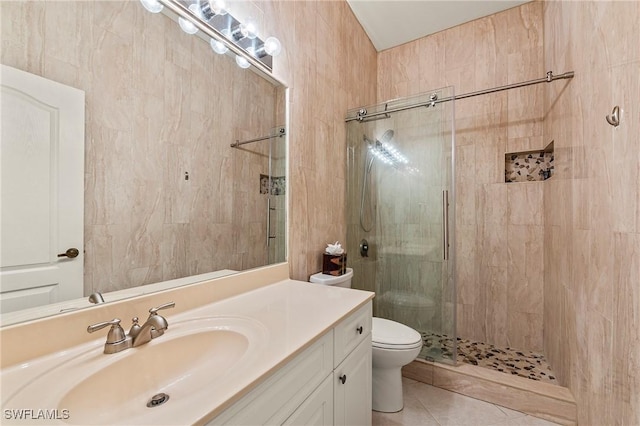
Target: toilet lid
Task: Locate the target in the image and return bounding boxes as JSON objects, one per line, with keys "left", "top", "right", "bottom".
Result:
{"left": 372, "top": 317, "right": 422, "bottom": 349}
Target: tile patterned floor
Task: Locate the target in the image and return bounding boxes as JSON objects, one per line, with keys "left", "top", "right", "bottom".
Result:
{"left": 420, "top": 333, "right": 558, "bottom": 384}
{"left": 372, "top": 378, "right": 561, "bottom": 426}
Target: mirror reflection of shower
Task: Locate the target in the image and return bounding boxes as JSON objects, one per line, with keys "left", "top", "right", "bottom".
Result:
{"left": 359, "top": 129, "right": 397, "bottom": 232}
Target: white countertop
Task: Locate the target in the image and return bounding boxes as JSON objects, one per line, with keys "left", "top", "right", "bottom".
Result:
{"left": 1, "top": 279, "right": 374, "bottom": 425}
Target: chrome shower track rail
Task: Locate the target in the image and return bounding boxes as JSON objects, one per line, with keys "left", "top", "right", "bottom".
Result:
{"left": 345, "top": 70, "right": 574, "bottom": 122}
{"left": 231, "top": 127, "right": 286, "bottom": 148}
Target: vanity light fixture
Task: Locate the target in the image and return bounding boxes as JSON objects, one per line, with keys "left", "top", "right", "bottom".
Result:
{"left": 141, "top": 0, "right": 283, "bottom": 72}
{"left": 252, "top": 37, "right": 282, "bottom": 58}
{"left": 199, "top": 0, "right": 227, "bottom": 20}
{"left": 235, "top": 55, "right": 251, "bottom": 69}
{"left": 210, "top": 28, "right": 231, "bottom": 54}
{"left": 178, "top": 4, "right": 201, "bottom": 35}
{"left": 230, "top": 17, "right": 258, "bottom": 42}
{"left": 140, "top": 0, "right": 163, "bottom": 13}
{"left": 210, "top": 38, "right": 228, "bottom": 54}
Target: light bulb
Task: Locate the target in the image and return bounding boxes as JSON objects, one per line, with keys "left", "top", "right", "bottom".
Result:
{"left": 235, "top": 55, "right": 251, "bottom": 69}
{"left": 240, "top": 18, "right": 258, "bottom": 40}
{"left": 178, "top": 4, "right": 200, "bottom": 35}
{"left": 140, "top": 0, "right": 163, "bottom": 13}
{"left": 210, "top": 0, "right": 227, "bottom": 15}
{"left": 210, "top": 38, "right": 228, "bottom": 54}
{"left": 263, "top": 37, "right": 282, "bottom": 56}
{"left": 200, "top": 0, "right": 227, "bottom": 19}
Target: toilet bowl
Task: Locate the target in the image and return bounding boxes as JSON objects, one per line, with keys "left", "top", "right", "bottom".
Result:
{"left": 309, "top": 268, "right": 423, "bottom": 413}
{"left": 371, "top": 317, "right": 422, "bottom": 412}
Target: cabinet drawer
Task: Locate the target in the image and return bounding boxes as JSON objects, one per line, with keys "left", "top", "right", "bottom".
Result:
{"left": 209, "top": 331, "right": 333, "bottom": 425}
{"left": 333, "top": 302, "right": 372, "bottom": 368}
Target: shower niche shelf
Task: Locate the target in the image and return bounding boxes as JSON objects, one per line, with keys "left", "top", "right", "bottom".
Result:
{"left": 505, "top": 142, "right": 554, "bottom": 183}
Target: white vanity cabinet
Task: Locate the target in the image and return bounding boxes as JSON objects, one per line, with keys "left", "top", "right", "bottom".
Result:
{"left": 208, "top": 302, "right": 372, "bottom": 426}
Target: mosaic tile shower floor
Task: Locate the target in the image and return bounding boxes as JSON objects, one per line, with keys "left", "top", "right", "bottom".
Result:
{"left": 419, "top": 332, "right": 558, "bottom": 385}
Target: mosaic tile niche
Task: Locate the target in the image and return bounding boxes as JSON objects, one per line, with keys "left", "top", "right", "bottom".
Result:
{"left": 505, "top": 144, "right": 554, "bottom": 183}
{"left": 260, "top": 174, "right": 286, "bottom": 195}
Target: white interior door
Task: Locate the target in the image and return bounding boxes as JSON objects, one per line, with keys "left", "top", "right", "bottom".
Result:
{"left": 0, "top": 64, "right": 85, "bottom": 313}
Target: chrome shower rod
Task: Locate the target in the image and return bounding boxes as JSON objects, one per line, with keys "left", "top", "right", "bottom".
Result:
{"left": 346, "top": 70, "right": 575, "bottom": 122}
{"left": 231, "top": 127, "right": 286, "bottom": 148}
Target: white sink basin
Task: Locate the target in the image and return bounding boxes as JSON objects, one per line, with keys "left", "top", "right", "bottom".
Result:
{"left": 2, "top": 316, "right": 267, "bottom": 425}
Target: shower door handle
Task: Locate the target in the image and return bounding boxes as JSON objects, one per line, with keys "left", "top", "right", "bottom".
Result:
{"left": 266, "top": 198, "right": 277, "bottom": 247}
{"left": 443, "top": 190, "right": 449, "bottom": 261}
{"left": 267, "top": 198, "right": 270, "bottom": 247}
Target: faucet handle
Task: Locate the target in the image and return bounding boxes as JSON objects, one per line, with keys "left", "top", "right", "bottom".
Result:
{"left": 129, "top": 317, "right": 141, "bottom": 339}
{"left": 148, "top": 302, "right": 175, "bottom": 316}
{"left": 87, "top": 318, "right": 126, "bottom": 344}
{"left": 87, "top": 318, "right": 132, "bottom": 354}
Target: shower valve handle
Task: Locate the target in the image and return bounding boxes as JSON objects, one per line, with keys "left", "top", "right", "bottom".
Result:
{"left": 359, "top": 239, "right": 369, "bottom": 257}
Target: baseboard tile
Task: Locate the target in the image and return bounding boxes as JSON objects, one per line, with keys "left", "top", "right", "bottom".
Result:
{"left": 403, "top": 359, "right": 577, "bottom": 425}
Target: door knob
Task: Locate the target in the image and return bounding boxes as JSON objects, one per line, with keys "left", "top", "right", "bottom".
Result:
{"left": 57, "top": 248, "right": 79, "bottom": 258}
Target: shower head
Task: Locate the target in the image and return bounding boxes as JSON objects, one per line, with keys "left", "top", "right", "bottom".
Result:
{"left": 380, "top": 129, "right": 394, "bottom": 143}
{"left": 368, "top": 130, "right": 407, "bottom": 168}
{"left": 363, "top": 129, "right": 394, "bottom": 146}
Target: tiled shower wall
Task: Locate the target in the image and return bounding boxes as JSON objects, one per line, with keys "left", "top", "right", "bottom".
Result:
{"left": 377, "top": 2, "right": 547, "bottom": 352}
{"left": 543, "top": 1, "right": 640, "bottom": 424}
{"left": 1, "top": 1, "right": 280, "bottom": 295}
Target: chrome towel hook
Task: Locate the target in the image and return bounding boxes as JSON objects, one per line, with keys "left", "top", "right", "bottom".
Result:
{"left": 606, "top": 106, "right": 620, "bottom": 127}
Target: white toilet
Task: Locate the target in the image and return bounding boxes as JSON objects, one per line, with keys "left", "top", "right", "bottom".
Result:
{"left": 310, "top": 268, "right": 423, "bottom": 413}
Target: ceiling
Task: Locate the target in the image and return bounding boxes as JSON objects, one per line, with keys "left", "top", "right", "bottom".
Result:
{"left": 346, "top": 0, "right": 531, "bottom": 51}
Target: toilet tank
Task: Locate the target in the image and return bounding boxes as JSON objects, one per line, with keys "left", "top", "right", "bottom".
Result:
{"left": 309, "top": 268, "right": 353, "bottom": 288}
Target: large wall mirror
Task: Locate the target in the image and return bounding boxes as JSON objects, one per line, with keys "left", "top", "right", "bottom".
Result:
{"left": 0, "top": 0, "right": 288, "bottom": 325}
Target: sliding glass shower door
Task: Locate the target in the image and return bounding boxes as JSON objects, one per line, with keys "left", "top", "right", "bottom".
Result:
{"left": 267, "top": 127, "right": 286, "bottom": 265}
{"left": 346, "top": 88, "right": 456, "bottom": 364}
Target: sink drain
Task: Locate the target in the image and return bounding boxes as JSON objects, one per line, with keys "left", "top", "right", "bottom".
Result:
{"left": 146, "top": 393, "right": 170, "bottom": 408}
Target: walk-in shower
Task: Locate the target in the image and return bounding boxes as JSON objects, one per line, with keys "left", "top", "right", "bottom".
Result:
{"left": 346, "top": 88, "right": 457, "bottom": 365}
{"left": 346, "top": 71, "right": 574, "bottom": 377}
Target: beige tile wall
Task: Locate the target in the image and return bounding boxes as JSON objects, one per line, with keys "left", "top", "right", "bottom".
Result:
{"left": 543, "top": 1, "right": 640, "bottom": 424}
{"left": 377, "top": 2, "right": 547, "bottom": 351}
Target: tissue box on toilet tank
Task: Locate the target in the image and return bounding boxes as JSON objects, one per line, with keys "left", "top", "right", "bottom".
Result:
{"left": 322, "top": 253, "right": 347, "bottom": 276}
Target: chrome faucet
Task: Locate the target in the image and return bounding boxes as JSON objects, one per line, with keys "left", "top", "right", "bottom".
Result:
{"left": 88, "top": 292, "right": 105, "bottom": 304}
{"left": 132, "top": 302, "right": 175, "bottom": 347}
{"left": 87, "top": 302, "right": 175, "bottom": 354}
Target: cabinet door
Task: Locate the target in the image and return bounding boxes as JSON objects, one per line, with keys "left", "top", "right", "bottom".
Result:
{"left": 334, "top": 335, "right": 372, "bottom": 426}
{"left": 209, "top": 332, "right": 333, "bottom": 425}
{"left": 283, "top": 374, "right": 333, "bottom": 426}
